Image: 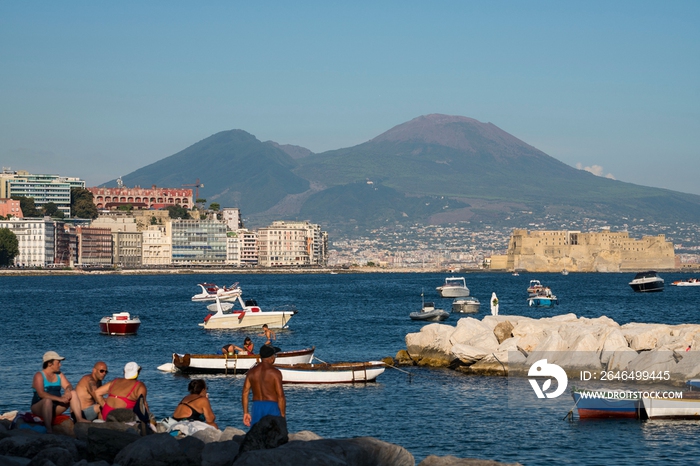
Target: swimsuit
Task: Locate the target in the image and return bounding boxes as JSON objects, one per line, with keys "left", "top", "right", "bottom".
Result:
{"left": 173, "top": 397, "right": 205, "bottom": 422}
{"left": 101, "top": 380, "right": 140, "bottom": 419}
{"left": 250, "top": 400, "right": 281, "bottom": 426}
{"left": 82, "top": 405, "right": 99, "bottom": 421}
{"left": 31, "top": 373, "right": 62, "bottom": 406}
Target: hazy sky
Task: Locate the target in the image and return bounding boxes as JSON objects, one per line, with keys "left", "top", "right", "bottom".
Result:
{"left": 1, "top": 2, "right": 698, "bottom": 194}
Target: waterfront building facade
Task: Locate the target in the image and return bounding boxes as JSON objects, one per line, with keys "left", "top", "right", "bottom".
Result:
{"left": 225, "top": 231, "right": 241, "bottom": 266}
{"left": 113, "top": 231, "right": 143, "bottom": 268}
{"left": 0, "top": 218, "right": 56, "bottom": 266}
{"left": 499, "top": 228, "right": 676, "bottom": 272}
{"left": 257, "top": 221, "right": 327, "bottom": 267}
{"left": 142, "top": 224, "right": 172, "bottom": 266}
{"left": 76, "top": 226, "right": 113, "bottom": 266}
{"left": 239, "top": 229, "right": 258, "bottom": 266}
{"left": 88, "top": 185, "right": 193, "bottom": 210}
{"left": 171, "top": 219, "right": 227, "bottom": 265}
{"left": 0, "top": 169, "right": 85, "bottom": 217}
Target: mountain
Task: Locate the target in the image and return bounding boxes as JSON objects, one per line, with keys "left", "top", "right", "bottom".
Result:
{"left": 105, "top": 115, "right": 700, "bottom": 235}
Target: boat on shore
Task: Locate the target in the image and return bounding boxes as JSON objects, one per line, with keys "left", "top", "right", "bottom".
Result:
{"left": 436, "top": 277, "right": 470, "bottom": 298}
{"left": 99, "top": 312, "right": 141, "bottom": 335}
{"left": 200, "top": 294, "right": 297, "bottom": 330}
{"left": 191, "top": 283, "right": 241, "bottom": 302}
{"left": 671, "top": 278, "right": 700, "bottom": 287}
{"left": 166, "top": 347, "right": 315, "bottom": 374}
{"left": 629, "top": 271, "right": 664, "bottom": 292}
{"left": 278, "top": 361, "right": 386, "bottom": 384}
{"left": 451, "top": 297, "right": 480, "bottom": 314}
{"left": 410, "top": 302, "right": 449, "bottom": 321}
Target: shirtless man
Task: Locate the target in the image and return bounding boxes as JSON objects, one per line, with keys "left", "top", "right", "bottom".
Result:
{"left": 242, "top": 345, "right": 285, "bottom": 427}
{"left": 75, "top": 362, "right": 112, "bottom": 421}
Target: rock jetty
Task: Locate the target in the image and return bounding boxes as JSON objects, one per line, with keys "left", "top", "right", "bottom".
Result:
{"left": 0, "top": 415, "right": 521, "bottom": 466}
{"left": 397, "top": 314, "right": 700, "bottom": 382}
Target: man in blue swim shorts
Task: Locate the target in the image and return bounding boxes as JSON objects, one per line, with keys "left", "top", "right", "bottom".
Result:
{"left": 242, "top": 345, "right": 285, "bottom": 427}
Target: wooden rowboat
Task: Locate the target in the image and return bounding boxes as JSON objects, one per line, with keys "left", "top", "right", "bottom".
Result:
{"left": 277, "top": 361, "right": 386, "bottom": 384}
{"left": 169, "top": 347, "right": 315, "bottom": 374}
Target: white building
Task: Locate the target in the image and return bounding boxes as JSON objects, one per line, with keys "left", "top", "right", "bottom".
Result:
{"left": 239, "top": 229, "right": 258, "bottom": 266}
{"left": 222, "top": 208, "right": 243, "bottom": 231}
{"left": 142, "top": 224, "right": 172, "bottom": 266}
{"left": 0, "top": 218, "right": 56, "bottom": 266}
{"left": 226, "top": 231, "right": 241, "bottom": 266}
{"left": 0, "top": 169, "right": 85, "bottom": 217}
{"left": 257, "top": 220, "right": 327, "bottom": 267}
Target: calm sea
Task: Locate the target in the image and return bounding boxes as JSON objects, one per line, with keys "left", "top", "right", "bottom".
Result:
{"left": 2, "top": 271, "right": 699, "bottom": 464}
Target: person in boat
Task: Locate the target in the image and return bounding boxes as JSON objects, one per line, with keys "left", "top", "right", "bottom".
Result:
{"left": 31, "top": 351, "right": 87, "bottom": 433}
{"left": 242, "top": 345, "right": 285, "bottom": 428}
{"left": 101, "top": 362, "right": 151, "bottom": 423}
{"left": 172, "top": 379, "right": 218, "bottom": 429}
{"left": 75, "top": 361, "right": 112, "bottom": 421}
{"left": 223, "top": 337, "right": 255, "bottom": 356}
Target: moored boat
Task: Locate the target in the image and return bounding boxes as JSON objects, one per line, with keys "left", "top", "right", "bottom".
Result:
{"left": 277, "top": 361, "right": 386, "bottom": 384}
{"left": 671, "top": 278, "right": 700, "bottom": 287}
{"left": 527, "top": 288, "right": 558, "bottom": 307}
{"left": 642, "top": 380, "right": 700, "bottom": 419}
{"left": 572, "top": 388, "right": 644, "bottom": 419}
{"left": 436, "top": 277, "right": 470, "bottom": 298}
{"left": 99, "top": 312, "right": 141, "bottom": 335}
{"left": 200, "top": 294, "right": 297, "bottom": 330}
{"left": 191, "top": 282, "right": 241, "bottom": 302}
{"left": 169, "top": 347, "right": 315, "bottom": 374}
{"left": 451, "top": 296, "right": 480, "bottom": 314}
{"left": 526, "top": 280, "right": 545, "bottom": 297}
{"left": 410, "top": 302, "right": 449, "bottom": 321}
{"left": 629, "top": 271, "right": 664, "bottom": 292}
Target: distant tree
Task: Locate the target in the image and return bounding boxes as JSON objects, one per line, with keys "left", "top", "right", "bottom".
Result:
{"left": 366, "top": 261, "right": 376, "bottom": 267}
{"left": 167, "top": 205, "right": 190, "bottom": 219}
{"left": 42, "top": 202, "right": 64, "bottom": 218}
{"left": 11, "top": 196, "right": 40, "bottom": 217}
{"left": 196, "top": 198, "right": 207, "bottom": 205}
{"left": 150, "top": 215, "right": 159, "bottom": 225}
{"left": 0, "top": 228, "right": 19, "bottom": 266}
{"left": 70, "top": 188, "right": 98, "bottom": 219}
{"left": 209, "top": 203, "right": 220, "bottom": 211}
{"left": 117, "top": 204, "right": 133, "bottom": 212}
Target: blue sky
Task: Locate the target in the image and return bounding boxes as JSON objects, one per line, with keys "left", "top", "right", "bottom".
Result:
{"left": 1, "top": 1, "right": 698, "bottom": 195}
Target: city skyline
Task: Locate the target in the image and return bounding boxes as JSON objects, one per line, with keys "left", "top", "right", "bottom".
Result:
{"left": 1, "top": 2, "right": 699, "bottom": 195}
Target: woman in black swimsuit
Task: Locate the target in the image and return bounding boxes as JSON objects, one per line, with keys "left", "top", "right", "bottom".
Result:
{"left": 172, "top": 379, "right": 218, "bottom": 428}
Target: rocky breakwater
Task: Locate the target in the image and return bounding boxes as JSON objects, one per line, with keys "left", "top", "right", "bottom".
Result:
{"left": 0, "top": 415, "right": 521, "bottom": 466}
{"left": 397, "top": 313, "right": 700, "bottom": 382}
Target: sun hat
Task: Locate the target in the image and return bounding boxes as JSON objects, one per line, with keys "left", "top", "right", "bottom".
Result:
{"left": 124, "top": 362, "right": 141, "bottom": 379}
{"left": 260, "top": 345, "right": 278, "bottom": 359}
{"left": 43, "top": 351, "right": 65, "bottom": 363}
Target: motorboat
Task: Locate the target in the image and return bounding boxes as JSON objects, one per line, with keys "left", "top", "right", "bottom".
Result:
{"left": 277, "top": 361, "right": 386, "bottom": 384}
{"left": 99, "top": 312, "right": 141, "bottom": 336}
{"left": 526, "top": 279, "right": 545, "bottom": 297}
{"left": 166, "top": 347, "right": 315, "bottom": 374}
{"left": 527, "top": 288, "right": 558, "bottom": 307}
{"left": 561, "top": 269, "right": 569, "bottom": 276}
{"left": 451, "top": 297, "right": 480, "bottom": 314}
{"left": 200, "top": 294, "right": 297, "bottom": 330}
{"left": 642, "top": 380, "right": 700, "bottom": 419}
{"left": 410, "top": 302, "right": 449, "bottom": 321}
{"left": 436, "top": 277, "right": 470, "bottom": 298}
{"left": 628, "top": 271, "right": 664, "bottom": 292}
{"left": 571, "top": 388, "right": 643, "bottom": 419}
{"left": 671, "top": 278, "right": 700, "bottom": 287}
{"left": 191, "top": 282, "right": 241, "bottom": 302}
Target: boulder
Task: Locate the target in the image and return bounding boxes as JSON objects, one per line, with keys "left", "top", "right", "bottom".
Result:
{"left": 113, "top": 433, "right": 192, "bottom": 466}
{"left": 418, "top": 455, "right": 523, "bottom": 465}
{"left": 178, "top": 435, "right": 205, "bottom": 465}
{"left": 86, "top": 427, "right": 141, "bottom": 463}
{"left": 74, "top": 421, "right": 141, "bottom": 441}
{"left": 219, "top": 426, "right": 245, "bottom": 442}
{"left": 600, "top": 329, "right": 631, "bottom": 365}
{"left": 201, "top": 439, "right": 239, "bottom": 466}
{"left": 466, "top": 332, "right": 500, "bottom": 351}
{"left": 406, "top": 323, "right": 456, "bottom": 365}
{"left": 493, "top": 321, "right": 515, "bottom": 344}
{"left": 606, "top": 348, "right": 639, "bottom": 371}
{"left": 621, "top": 324, "right": 671, "bottom": 351}
{"left": 27, "top": 447, "right": 74, "bottom": 466}
{"left": 626, "top": 350, "right": 677, "bottom": 374}
{"left": 451, "top": 344, "right": 491, "bottom": 364}
{"left": 449, "top": 318, "right": 492, "bottom": 346}
{"left": 0, "top": 455, "right": 30, "bottom": 466}
{"left": 395, "top": 349, "right": 416, "bottom": 366}
{"left": 288, "top": 430, "right": 323, "bottom": 442}
{"left": 191, "top": 428, "right": 222, "bottom": 444}
{"left": 235, "top": 415, "right": 288, "bottom": 458}
{"left": 0, "top": 433, "right": 79, "bottom": 461}
{"left": 105, "top": 408, "right": 138, "bottom": 423}
{"left": 233, "top": 437, "right": 413, "bottom": 466}
{"left": 468, "top": 350, "right": 525, "bottom": 376}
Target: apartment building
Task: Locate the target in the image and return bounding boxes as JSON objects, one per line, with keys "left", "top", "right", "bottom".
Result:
{"left": 0, "top": 218, "right": 56, "bottom": 266}
{"left": 113, "top": 231, "right": 143, "bottom": 268}
{"left": 171, "top": 219, "right": 227, "bottom": 265}
{"left": 257, "top": 220, "right": 327, "bottom": 267}
{"left": 0, "top": 198, "right": 23, "bottom": 218}
{"left": 0, "top": 169, "right": 85, "bottom": 217}
{"left": 76, "top": 226, "right": 113, "bottom": 266}
{"left": 142, "top": 224, "right": 172, "bottom": 266}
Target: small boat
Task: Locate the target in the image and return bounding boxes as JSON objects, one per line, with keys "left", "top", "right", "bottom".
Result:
{"left": 571, "top": 388, "right": 643, "bottom": 419}
{"left": 628, "top": 271, "right": 664, "bottom": 292}
{"left": 527, "top": 288, "right": 558, "bottom": 307}
{"left": 410, "top": 302, "right": 449, "bottom": 321}
{"left": 451, "top": 296, "right": 480, "bottom": 314}
{"left": 99, "top": 312, "right": 141, "bottom": 336}
{"left": 512, "top": 272, "right": 520, "bottom": 276}
{"left": 561, "top": 269, "right": 569, "bottom": 276}
{"left": 277, "top": 361, "right": 386, "bottom": 384}
{"left": 191, "top": 283, "right": 241, "bottom": 302}
{"left": 168, "top": 347, "right": 315, "bottom": 374}
{"left": 200, "top": 294, "right": 297, "bottom": 330}
{"left": 526, "top": 280, "right": 545, "bottom": 297}
{"left": 436, "top": 277, "right": 470, "bottom": 298}
{"left": 642, "top": 380, "right": 700, "bottom": 419}
{"left": 671, "top": 278, "right": 700, "bottom": 287}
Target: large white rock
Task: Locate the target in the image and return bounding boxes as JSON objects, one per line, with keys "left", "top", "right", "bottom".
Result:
{"left": 482, "top": 314, "right": 532, "bottom": 332}
{"left": 449, "top": 317, "right": 492, "bottom": 346}
{"left": 621, "top": 323, "right": 672, "bottom": 351}
{"left": 406, "top": 323, "right": 454, "bottom": 359}
{"left": 606, "top": 348, "right": 639, "bottom": 371}
{"left": 626, "top": 349, "right": 677, "bottom": 374}
{"left": 451, "top": 344, "right": 491, "bottom": 364}
{"left": 601, "top": 328, "right": 631, "bottom": 365}
{"left": 467, "top": 331, "right": 500, "bottom": 351}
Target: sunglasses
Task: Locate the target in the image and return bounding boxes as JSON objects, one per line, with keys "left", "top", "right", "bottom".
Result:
{"left": 99, "top": 369, "right": 108, "bottom": 374}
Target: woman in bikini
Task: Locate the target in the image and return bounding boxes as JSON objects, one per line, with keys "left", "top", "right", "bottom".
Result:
{"left": 101, "top": 362, "right": 149, "bottom": 420}
{"left": 172, "top": 379, "right": 218, "bottom": 428}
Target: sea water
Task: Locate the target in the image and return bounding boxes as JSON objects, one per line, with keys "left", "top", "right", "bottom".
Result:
{"left": 1, "top": 272, "right": 699, "bottom": 464}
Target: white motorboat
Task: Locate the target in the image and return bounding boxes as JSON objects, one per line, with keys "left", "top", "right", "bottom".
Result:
{"left": 168, "top": 347, "right": 315, "bottom": 374}
{"left": 436, "top": 276, "right": 470, "bottom": 298}
{"left": 629, "top": 271, "right": 664, "bottom": 292}
{"left": 526, "top": 280, "right": 545, "bottom": 297}
{"left": 200, "top": 294, "right": 297, "bottom": 330}
{"left": 191, "top": 282, "right": 242, "bottom": 302}
{"left": 410, "top": 302, "right": 449, "bottom": 321}
{"left": 99, "top": 312, "right": 141, "bottom": 335}
{"left": 277, "top": 361, "right": 386, "bottom": 384}
{"left": 671, "top": 278, "right": 700, "bottom": 287}
{"left": 451, "top": 297, "right": 480, "bottom": 314}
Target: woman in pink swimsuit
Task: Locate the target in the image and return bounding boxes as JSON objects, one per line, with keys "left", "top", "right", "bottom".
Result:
{"left": 101, "top": 362, "right": 149, "bottom": 420}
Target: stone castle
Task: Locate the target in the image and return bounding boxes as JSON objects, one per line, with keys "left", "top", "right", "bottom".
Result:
{"left": 489, "top": 228, "right": 676, "bottom": 272}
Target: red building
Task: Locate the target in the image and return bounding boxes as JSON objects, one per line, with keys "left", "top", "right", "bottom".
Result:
{"left": 88, "top": 186, "right": 193, "bottom": 210}
{"left": 0, "top": 198, "right": 23, "bottom": 218}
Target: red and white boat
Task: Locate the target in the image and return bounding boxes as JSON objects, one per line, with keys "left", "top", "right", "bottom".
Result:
{"left": 191, "top": 282, "right": 241, "bottom": 302}
{"left": 671, "top": 278, "right": 700, "bottom": 287}
{"left": 99, "top": 312, "right": 141, "bottom": 335}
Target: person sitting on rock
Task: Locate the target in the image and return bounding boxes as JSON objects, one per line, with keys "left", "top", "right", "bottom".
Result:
{"left": 172, "top": 379, "right": 218, "bottom": 429}
{"left": 75, "top": 361, "right": 112, "bottom": 421}
{"left": 101, "top": 362, "right": 149, "bottom": 420}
